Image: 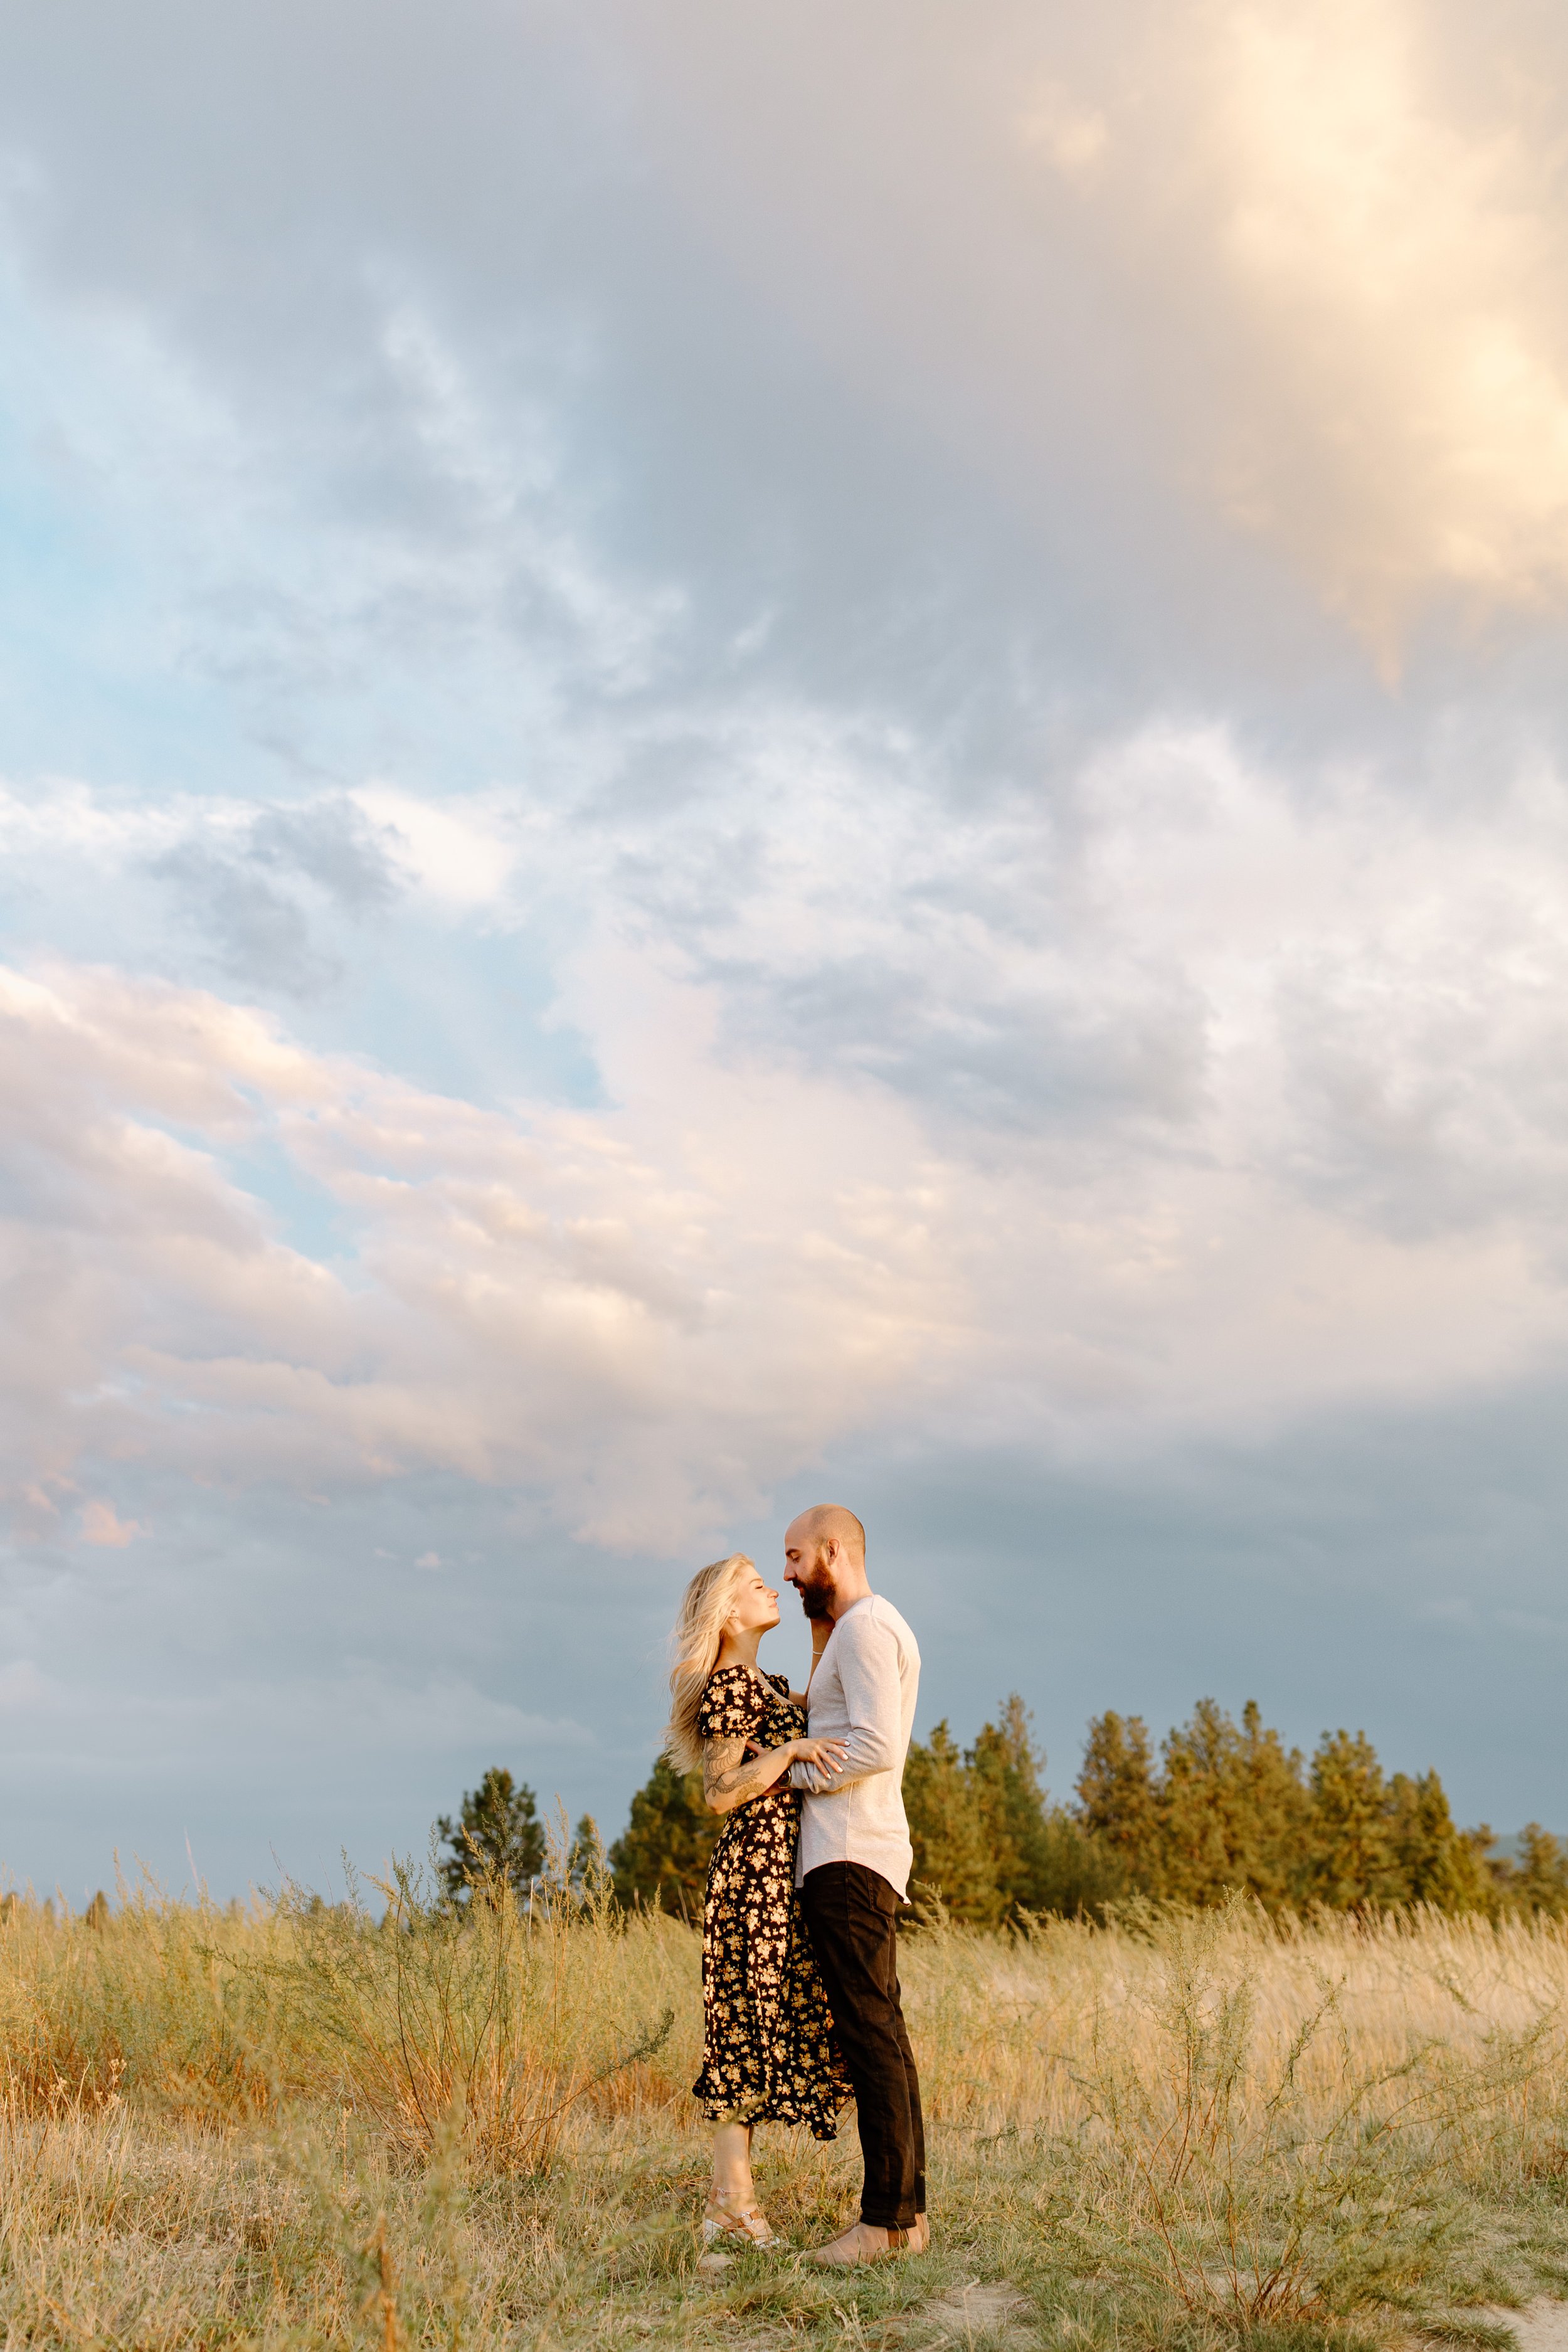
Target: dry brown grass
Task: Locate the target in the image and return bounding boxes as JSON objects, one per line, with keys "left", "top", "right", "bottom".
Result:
{"left": 3, "top": 1868, "right": 1568, "bottom": 2351}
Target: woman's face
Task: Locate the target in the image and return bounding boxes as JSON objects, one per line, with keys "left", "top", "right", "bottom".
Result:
{"left": 727, "top": 1566, "right": 781, "bottom": 1636}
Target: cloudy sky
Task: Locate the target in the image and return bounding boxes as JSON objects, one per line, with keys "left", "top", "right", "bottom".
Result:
{"left": 5, "top": 0, "right": 1568, "bottom": 1901}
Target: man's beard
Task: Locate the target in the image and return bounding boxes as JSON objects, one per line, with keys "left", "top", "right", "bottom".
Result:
{"left": 797, "top": 1573, "right": 833, "bottom": 1620}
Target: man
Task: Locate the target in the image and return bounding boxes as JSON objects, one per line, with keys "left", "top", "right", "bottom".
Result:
{"left": 783, "top": 1503, "right": 927, "bottom": 2265}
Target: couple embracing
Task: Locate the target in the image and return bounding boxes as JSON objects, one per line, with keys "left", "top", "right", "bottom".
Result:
{"left": 665, "top": 1504, "right": 928, "bottom": 2266}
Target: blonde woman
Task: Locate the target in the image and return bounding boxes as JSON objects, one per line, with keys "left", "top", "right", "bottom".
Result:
{"left": 668, "top": 1553, "right": 852, "bottom": 2253}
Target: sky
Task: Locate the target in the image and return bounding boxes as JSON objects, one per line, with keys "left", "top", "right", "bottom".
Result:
{"left": 4, "top": 0, "right": 1568, "bottom": 1904}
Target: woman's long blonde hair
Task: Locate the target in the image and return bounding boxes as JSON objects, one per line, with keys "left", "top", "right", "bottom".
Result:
{"left": 665, "top": 1552, "right": 753, "bottom": 1772}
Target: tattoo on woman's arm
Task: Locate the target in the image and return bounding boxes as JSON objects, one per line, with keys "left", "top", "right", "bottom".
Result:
{"left": 703, "top": 1734, "right": 789, "bottom": 1811}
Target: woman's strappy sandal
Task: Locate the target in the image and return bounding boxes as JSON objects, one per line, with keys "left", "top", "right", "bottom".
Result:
{"left": 700, "top": 2194, "right": 785, "bottom": 2260}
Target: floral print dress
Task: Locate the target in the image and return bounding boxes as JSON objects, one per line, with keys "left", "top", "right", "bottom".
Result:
{"left": 691, "top": 1665, "right": 851, "bottom": 2139}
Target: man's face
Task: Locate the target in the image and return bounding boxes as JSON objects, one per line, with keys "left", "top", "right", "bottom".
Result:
{"left": 784, "top": 1524, "right": 836, "bottom": 1619}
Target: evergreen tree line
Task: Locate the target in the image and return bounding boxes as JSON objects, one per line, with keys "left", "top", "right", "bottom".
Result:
{"left": 901, "top": 1696, "right": 1568, "bottom": 1923}
{"left": 437, "top": 1699, "right": 1568, "bottom": 1923}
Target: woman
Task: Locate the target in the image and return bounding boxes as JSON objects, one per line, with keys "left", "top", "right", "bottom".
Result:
{"left": 667, "top": 1552, "right": 852, "bottom": 2252}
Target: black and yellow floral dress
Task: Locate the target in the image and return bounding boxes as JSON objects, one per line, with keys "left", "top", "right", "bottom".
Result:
{"left": 691, "top": 1665, "right": 851, "bottom": 2139}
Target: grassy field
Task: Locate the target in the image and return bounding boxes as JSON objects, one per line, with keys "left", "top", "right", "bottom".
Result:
{"left": 4, "top": 1858, "right": 1568, "bottom": 2351}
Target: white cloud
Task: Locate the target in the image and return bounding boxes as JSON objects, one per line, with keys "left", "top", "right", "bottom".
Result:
{"left": 351, "top": 785, "right": 521, "bottom": 910}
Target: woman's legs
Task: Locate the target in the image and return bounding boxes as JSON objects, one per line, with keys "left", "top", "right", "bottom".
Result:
{"left": 704, "top": 2122, "right": 783, "bottom": 2247}
{"left": 709, "top": 2122, "right": 755, "bottom": 2208}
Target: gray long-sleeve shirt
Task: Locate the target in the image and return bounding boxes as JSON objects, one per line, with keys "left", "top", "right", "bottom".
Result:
{"left": 789, "top": 1593, "right": 921, "bottom": 1899}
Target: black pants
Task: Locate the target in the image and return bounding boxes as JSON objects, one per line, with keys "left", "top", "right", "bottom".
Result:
{"left": 800, "top": 1862, "right": 926, "bottom": 2231}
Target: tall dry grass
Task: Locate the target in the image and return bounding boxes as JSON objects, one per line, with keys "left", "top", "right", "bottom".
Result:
{"left": 3, "top": 1875, "right": 1567, "bottom": 2349}
{"left": 904, "top": 1897, "right": 1568, "bottom": 2331}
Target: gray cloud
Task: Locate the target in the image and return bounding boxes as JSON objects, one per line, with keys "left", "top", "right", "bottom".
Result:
{"left": 709, "top": 951, "right": 1210, "bottom": 1139}
{"left": 249, "top": 798, "right": 401, "bottom": 913}
{"left": 149, "top": 796, "right": 403, "bottom": 994}
{"left": 153, "top": 839, "right": 341, "bottom": 995}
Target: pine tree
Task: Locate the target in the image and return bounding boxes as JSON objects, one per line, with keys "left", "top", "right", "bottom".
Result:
{"left": 904, "top": 1720, "right": 1004, "bottom": 1924}
{"left": 566, "top": 1812, "right": 610, "bottom": 1897}
{"left": 1158, "top": 1698, "right": 1310, "bottom": 1908}
{"left": 1503, "top": 1824, "right": 1568, "bottom": 1917}
{"left": 969, "top": 1693, "right": 1050, "bottom": 1912}
{"left": 435, "top": 1766, "right": 546, "bottom": 1904}
{"left": 1308, "top": 1729, "right": 1402, "bottom": 1909}
{"left": 1029, "top": 1808, "right": 1130, "bottom": 1916}
{"left": 1232, "top": 1699, "right": 1313, "bottom": 1905}
{"left": 1385, "top": 1770, "right": 1493, "bottom": 1912}
{"left": 965, "top": 1693, "right": 1125, "bottom": 1918}
{"left": 608, "top": 1756, "right": 719, "bottom": 1914}
{"left": 1158, "top": 1699, "right": 1240, "bottom": 1905}
{"left": 1078, "top": 1712, "right": 1163, "bottom": 1890}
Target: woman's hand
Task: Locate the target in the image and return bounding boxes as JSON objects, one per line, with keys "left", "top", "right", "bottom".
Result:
{"left": 743, "top": 1735, "right": 847, "bottom": 1776}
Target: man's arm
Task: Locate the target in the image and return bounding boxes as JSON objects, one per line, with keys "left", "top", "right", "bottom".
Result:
{"left": 790, "top": 1613, "right": 902, "bottom": 1796}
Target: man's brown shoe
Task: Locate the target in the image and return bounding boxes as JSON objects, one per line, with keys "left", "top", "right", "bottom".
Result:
{"left": 805, "top": 2221, "right": 921, "bottom": 2267}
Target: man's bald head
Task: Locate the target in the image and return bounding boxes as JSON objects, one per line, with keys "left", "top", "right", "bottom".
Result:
{"left": 788, "top": 1504, "right": 865, "bottom": 1560}
{"left": 783, "top": 1504, "right": 870, "bottom": 1620}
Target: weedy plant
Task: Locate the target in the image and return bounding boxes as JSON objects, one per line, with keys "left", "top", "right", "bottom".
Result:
{"left": 260, "top": 1822, "right": 677, "bottom": 2173}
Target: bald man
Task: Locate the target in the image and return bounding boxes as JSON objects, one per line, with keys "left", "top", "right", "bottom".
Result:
{"left": 783, "top": 1505, "right": 926, "bottom": 2265}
